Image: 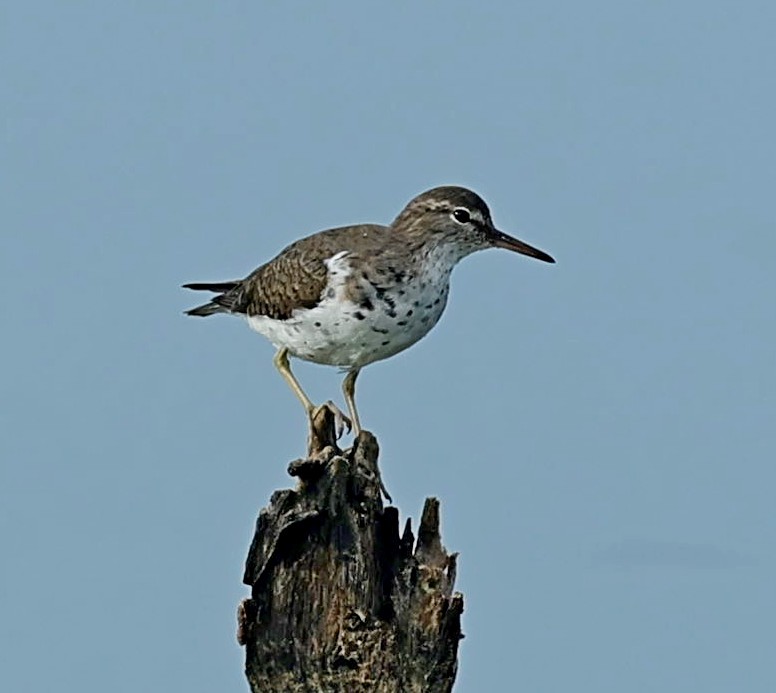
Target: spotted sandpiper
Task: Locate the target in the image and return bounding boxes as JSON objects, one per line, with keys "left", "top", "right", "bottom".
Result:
{"left": 184, "top": 186, "right": 554, "bottom": 446}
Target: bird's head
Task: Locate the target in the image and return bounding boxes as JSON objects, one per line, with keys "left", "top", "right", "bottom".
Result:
{"left": 393, "top": 186, "right": 555, "bottom": 264}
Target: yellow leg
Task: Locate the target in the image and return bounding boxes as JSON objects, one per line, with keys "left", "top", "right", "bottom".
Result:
{"left": 273, "top": 347, "right": 314, "bottom": 413}
{"left": 274, "top": 347, "right": 352, "bottom": 440}
{"left": 342, "top": 368, "right": 362, "bottom": 435}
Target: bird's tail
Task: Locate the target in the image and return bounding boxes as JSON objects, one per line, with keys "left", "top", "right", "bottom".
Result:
{"left": 183, "top": 281, "right": 239, "bottom": 293}
{"left": 184, "top": 302, "right": 225, "bottom": 317}
{"left": 182, "top": 281, "right": 240, "bottom": 317}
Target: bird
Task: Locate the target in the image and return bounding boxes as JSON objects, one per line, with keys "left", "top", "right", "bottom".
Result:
{"left": 184, "top": 185, "right": 554, "bottom": 444}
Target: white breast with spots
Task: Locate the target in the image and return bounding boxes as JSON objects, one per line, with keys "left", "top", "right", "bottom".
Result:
{"left": 246, "top": 249, "right": 453, "bottom": 368}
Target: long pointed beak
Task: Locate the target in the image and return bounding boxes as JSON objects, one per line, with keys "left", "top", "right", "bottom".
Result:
{"left": 490, "top": 228, "right": 555, "bottom": 263}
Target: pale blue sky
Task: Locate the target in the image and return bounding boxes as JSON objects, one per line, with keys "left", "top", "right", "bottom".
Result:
{"left": 3, "top": 2, "right": 775, "bottom": 691}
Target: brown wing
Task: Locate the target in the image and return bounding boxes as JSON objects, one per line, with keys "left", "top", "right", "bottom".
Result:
{"left": 222, "top": 224, "right": 391, "bottom": 321}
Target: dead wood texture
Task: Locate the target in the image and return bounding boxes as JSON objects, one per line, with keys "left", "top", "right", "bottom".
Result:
{"left": 238, "top": 411, "right": 463, "bottom": 692}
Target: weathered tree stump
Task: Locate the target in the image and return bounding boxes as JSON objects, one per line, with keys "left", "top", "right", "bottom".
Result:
{"left": 238, "top": 409, "right": 463, "bottom": 692}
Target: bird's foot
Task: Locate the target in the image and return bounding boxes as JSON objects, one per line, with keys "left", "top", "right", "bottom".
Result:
{"left": 307, "top": 401, "right": 352, "bottom": 456}
{"left": 314, "top": 401, "right": 352, "bottom": 439}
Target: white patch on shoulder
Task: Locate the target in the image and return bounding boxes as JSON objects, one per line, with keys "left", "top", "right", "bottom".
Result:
{"left": 321, "top": 250, "right": 351, "bottom": 296}
{"left": 246, "top": 249, "right": 361, "bottom": 365}
{"left": 325, "top": 250, "right": 350, "bottom": 269}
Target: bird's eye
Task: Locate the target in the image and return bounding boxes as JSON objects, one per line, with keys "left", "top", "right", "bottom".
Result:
{"left": 452, "top": 208, "right": 471, "bottom": 224}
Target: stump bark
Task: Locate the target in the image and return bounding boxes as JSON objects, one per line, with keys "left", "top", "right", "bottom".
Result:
{"left": 238, "top": 410, "right": 463, "bottom": 692}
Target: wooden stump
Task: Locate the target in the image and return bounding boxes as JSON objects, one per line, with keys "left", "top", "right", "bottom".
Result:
{"left": 238, "top": 410, "right": 463, "bottom": 692}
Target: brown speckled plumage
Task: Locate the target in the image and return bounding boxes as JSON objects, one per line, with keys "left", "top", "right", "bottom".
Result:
{"left": 234, "top": 224, "right": 394, "bottom": 320}
{"left": 184, "top": 187, "right": 543, "bottom": 322}
{"left": 185, "top": 223, "right": 430, "bottom": 321}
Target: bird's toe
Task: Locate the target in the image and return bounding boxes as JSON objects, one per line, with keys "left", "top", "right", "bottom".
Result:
{"left": 320, "top": 400, "right": 352, "bottom": 439}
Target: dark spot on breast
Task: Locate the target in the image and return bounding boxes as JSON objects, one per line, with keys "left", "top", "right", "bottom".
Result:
{"left": 398, "top": 289, "right": 405, "bottom": 296}
{"left": 360, "top": 342, "right": 367, "bottom": 347}
{"left": 413, "top": 301, "right": 420, "bottom": 308}
{"left": 371, "top": 326, "right": 389, "bottom": 334}
{"left": 387, "top": 266, "right": 406, "bottom": 282}
{"left": 406, "top": 309, "right": 414, "bottom": 317}
{"left": 397, "top": 320, "right": 408, "bottom": 326}
{"left": 424, "top": 304, "right": 433, "bottom": 310}
{"left": 421, "top": 316, "right": 430, "bottom": 324}
{"left": 367, "top": 280, "right": 386, "bottom": 300}
{"left": 314, "top": 321, "right": 322, "bottom": 327}
{"left": 360, "top": 297, "right": 374, "bottom": 311}
{"left": 327, "top": 288, "right": 336, "bottom": 298}
{"left": 381, "top": 340, "right": 391, "bottom": 346}
{"left": 434, "top": 297, "right": 441, "bottom": 306}
{"left": 353, "top": 311, "right": 365, "bottom": 320}
{"left": 386, "top": 309, "right": 397, "bottom": 318}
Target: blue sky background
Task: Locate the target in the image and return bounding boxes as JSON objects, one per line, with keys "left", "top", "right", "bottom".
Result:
{"left": 3, "top": 2, "right": 775, "bottom": 691}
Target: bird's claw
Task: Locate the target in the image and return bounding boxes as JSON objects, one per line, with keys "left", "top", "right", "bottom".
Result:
{"left": 312, "top": 401, "right": 352, "bottom": 440}
{"left": 326, "top": 400, "right": 353, "bottom": 439}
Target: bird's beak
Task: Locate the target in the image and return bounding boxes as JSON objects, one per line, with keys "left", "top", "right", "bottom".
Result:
{"left": 490, "top": 228, "right": 555, "bottom": 263}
